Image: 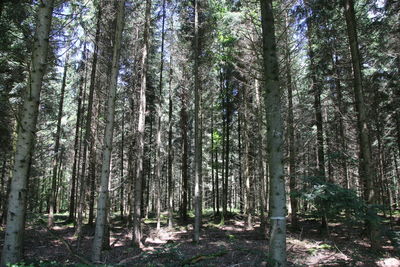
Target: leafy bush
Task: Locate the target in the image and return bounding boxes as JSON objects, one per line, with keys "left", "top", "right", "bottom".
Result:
{"left": 300, "top": 176, "right": 381, "bottom": 224}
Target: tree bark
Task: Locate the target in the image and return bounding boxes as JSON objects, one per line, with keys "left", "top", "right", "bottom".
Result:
{"left": 155, "top": 0, "right": 166, "bottom": 231}
{"left": 1, "top": 1, "right": 54, "bottom": 265}
{"left": 255, "top": 79, "right": 267, "bottom": 232}
{"left": 284, "top": 12, "right": 297, "bottom": 229}
{"left": 260, "top": 0, "right": 287, "bottom": 265}
{"left": 92, "top": 0, "right": 125, "bottom": 262}
{"left": 68, "top": 43, "right": 87, "bottom": 222}
{"left": 211, "top": 113, "right": 216, "bottom": 214}
{"left": 342, "top": 0, "right": 379, "bottom": 247}
{"left": 88, "top": 117, "right": 98, "bottom": 227}
{"left": 237, "top": 107, "right": 243, "bottom": 214}
{"left": 132, "top": 0, "right": 151, "bottom": 247}
{"left": 306, "top": 15, "right": 327, "bottom": 231}
{"left": 75, "top": 5, "right": 102, "bottom": 240}
{"left": 331, "top": 50, "right": 349, "bottom": 189}
{"left": 243, "top": 85, "right": 253, "bottom": 230}
{"left": 48, "top": 53, "right": 68, "bottom": 227}
{"left": 180, "top": 86, "right": 188, "bottom": 222}
{"left": 215, "top": 143, "right": 220, "bottom": 216}
{"left": 167, "top": 56, "right": 174, "bottom": 229}
{"left": 120, "top": 105, "right": 125, "bottom": 219}
{"left": 193, "top": 0, "right": 202, "bottom": 243}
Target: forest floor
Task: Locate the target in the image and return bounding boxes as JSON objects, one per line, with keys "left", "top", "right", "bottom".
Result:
{"left": 1, "top": 212, "right": 400, "bottom": 266}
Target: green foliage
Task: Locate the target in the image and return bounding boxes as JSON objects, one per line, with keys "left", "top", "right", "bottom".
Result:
{"left": 300, "top": 176, "right": 381, "bottom": 223}
{"left": 212, "top": 130, "right": 222, "bottom": 151}
{"left": 318, "top": 243, "right": 332, "bottom": 250}
{"left": 306, "top": 244, "right": 332, "bottom": 255}
{"left": 227, "top": 234, "right": 236, "bottom": 241}
{"left": 7, "top": 263, "right": 35, "bottom": 267}
{"left": 387, "top": 231, "right": 400, "bottom": 249}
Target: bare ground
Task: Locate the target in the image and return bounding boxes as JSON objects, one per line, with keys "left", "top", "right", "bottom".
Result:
{"left": 1, "top": 213, "right": 399, "bottom": 266}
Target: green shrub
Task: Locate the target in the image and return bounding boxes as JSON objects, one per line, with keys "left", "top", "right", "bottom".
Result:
{"left": 299, "top": 176, "right": 381, "bottom": 224}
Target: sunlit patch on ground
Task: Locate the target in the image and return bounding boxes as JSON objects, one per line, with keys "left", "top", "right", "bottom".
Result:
{"left": 1, "top": 214, "right": 399, "bottom": 266}
{"left": 376, "top": 257, "right": 400, "bottom": 267}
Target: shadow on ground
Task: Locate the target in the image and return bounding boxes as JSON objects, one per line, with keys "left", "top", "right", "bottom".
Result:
{"left": 1, "top": 213, "right": 399, "bottom": 266}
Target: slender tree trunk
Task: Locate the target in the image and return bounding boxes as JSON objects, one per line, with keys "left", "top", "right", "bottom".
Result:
{"left": 1, "top": 1, "right": 54, "bottom": 265}
{"left": 193, "top": 0, "right": 202, "bottom": 243}
{"left": 220, "top": 66, "right": 230, "bottom": 225}
{"left": 394, "top": 152, "right": 400, "bottom": 208}
{"left": 376, "top": 127, "right": 386, "bottom": 210}
{"left": 325, "top": 107, "right": 334, "bottom": 183}
{"left": 211, "top": 114, "right": 215, "bottom": 215}
{"left": 180, "top": 88, "right": 188, "bottom": 222}
{"left": 88, "top": 115, "right": 98, "bottom": 227}
{"left": 244, "top": 89, "right": 253, "bottom": 230}
{"left": 0, "top": 159, "right": 7, "bottom": 221}
{"left": 68, "top": 44, "right": 87, "bottom": 222}
{"left": 332, "top": 51, "right": 349, "bottom": 189}
{"left": 55, "top": 160, "right": 64, "bottom": 213}
{"left": 132, "top": 0, "right": 151, "bottom": 247}
{"left": 48, "top": 54, "right": 68, "bottom": 227}
{"left": 221, "top": 100, "right": 226, "bottom": 224}
{"left": 255, "top": 79, "right": 267, "bottom": 232}
{"left": 215, "top": 145, "right": 220, "bottom": 216}
{"left": 92, "top": 0, "right": 125, "bottom": 262}
{"left": 284, "top": 12, "right": 298, "bottom": 229}
{"left": 260, "top": 0, "right": 287, "bottom": 265}
{"left": 238, "top": 109, "right": 243, "bottom": 214}
{"left": 76, "top": 6, "right": 101, "bottom": 240}
{"left": 127, "top": 142, "right": 134, "bottom": 225}
{"left": 144, "top": 118, "right": 153, "bottom": 218}
{"left": 223, "top": 105, "right": 230, "bottom": 222}
{"left": 167, "top": 57, "right": 174, "bottom": 229}
{"left": 305, "top": 13, "right": 328, "bottom": 231}
{"left": 155, "top": 0, "right": 166, "bottom": 231}
{"left": 120, "top": 107, "right": 125, "bottom": 219}
{"left": 74, "top": 87, "right": 86, "bottom": 220}
{"left": 343, "top": 0, "right": 379, "bottom": 247}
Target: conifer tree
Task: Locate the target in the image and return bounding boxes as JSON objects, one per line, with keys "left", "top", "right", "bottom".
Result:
{"left": 1, "top": 1, "right": 55, "bottom": 265}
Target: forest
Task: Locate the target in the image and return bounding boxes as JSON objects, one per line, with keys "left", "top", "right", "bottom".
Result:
{"left": 0, "top": 0, "right": 399, "bottom": 266}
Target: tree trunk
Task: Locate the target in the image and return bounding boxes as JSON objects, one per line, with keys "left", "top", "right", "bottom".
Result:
{"left": 221, "top": 98, "right": 226, "bottom": 224}
{"left": 243, "top": 85, "right": 253, "bottom": 230}
{"left": 193, "top": 0, "right": 202, "bottom": 243}
{"left": 238, "top": 108, "right": 243, "bottom": 214}
{"left": 48, "top": 53, "right": 68, "bottom": 227}
{"left": 155, "top": 0, "right": 166, "bottom": 231}
{"left": 260, "top": 0, "right": 287, "bottom": 265}
{"left": 68, "top": 43, "right": 87, "bottom": 222}
{"left": 120, "top": 106, "right": 125, "bottom": 219}
{"left": 305, "top": 12, "right": 328, "bottom": 231}
{"left": 167, "top": 56, "right": 174, "bottom": 229}
{"left": 212, "top": 115, "right": 217, "bottom": 215}
{"left": 1, "top": 1, "right": 54, "bottom": 265}
{"left": 342, "top": 0, "right": 379, "bottom": 248}
{"left": 223, "top": 104, "right": 230, "bottom": 222}
{"left": 331, "top": 50, "right": 349, "bottom": 189}
{"left": 215, "top": 144, "right": 220, "bottom": 216}
{"left": 75, "top": 6, "right": 101, "bottom": 240}
{"left": 255, "top": 79, "right": 267, "bottom": 232}
{"left": 180, "top": 88, "right": 188, "bottom": 222}
{"left": 284, "top": 12, "right": 298, "bottom": 229}
{"left": 132, "top": 0, "right": 151, "bottom": 247}
{"left": 92, "top": 0, "right": 125, "bottom": 262}
{"left": 0, "top": 159, "right": 7, "bottom": 222}
{"left": 88, "top": 116, "right": 98, "bottom": 227}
